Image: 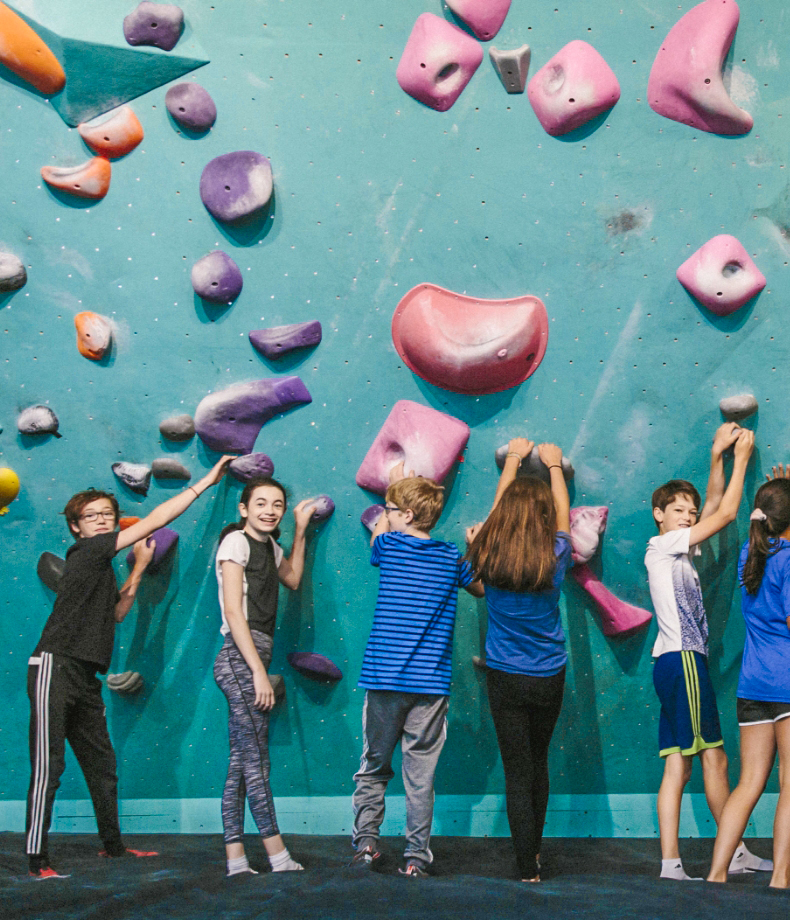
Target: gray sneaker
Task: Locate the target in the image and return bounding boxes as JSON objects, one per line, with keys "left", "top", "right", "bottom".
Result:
{"left": 350, "top": 845, "right": 382, "bottom": 871}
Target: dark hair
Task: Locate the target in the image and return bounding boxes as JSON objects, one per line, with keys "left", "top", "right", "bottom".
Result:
{"left": 386, "top": 477, "right": 444, "bottom": 531}
{"left": 62, "top": 489, "right": 120, "bottom": 538}
{"left": 651, "top": 479, "right": 701, "bottom": 529}
{"left": 466, "top": 477, "right": 557, "bottom": 593}
{"left": 741, "top": 479, "right": 790, "bottom": 594}
{"left": 220, "top": 476, "right": 288, "bottom": 543}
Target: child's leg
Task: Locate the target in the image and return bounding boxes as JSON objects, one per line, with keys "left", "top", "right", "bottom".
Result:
{"left": 400, "top": 694, "right": 448, "bottom": 868}
{"left": 699, "top": 745, "right": 730, "bottom": 823}
{"left": 657, "top": 753, "right": 692, "bottom": 860}
{"left": 769, "top": 717, "right": 790, "bottom": 888}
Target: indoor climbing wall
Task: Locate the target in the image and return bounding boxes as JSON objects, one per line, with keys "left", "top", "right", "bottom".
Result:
{"left": 2, "top": 0, "right": 789, "bottom": 839}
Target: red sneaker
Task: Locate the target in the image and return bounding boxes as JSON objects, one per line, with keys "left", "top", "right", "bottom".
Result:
{"left": 98, "top": 848, "right": 159, "bottom": 858}
{"left": 29, "top": 866, "right": 70, "bottom": 880}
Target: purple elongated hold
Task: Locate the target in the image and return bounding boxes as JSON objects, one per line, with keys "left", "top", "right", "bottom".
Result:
{"left": 152, "top": 458, "right": 191, "bottom": 480}
{"left": 37, "top": 552, "right": 65, "bottom": 593}
{"left": 191, "top": 250, "right": 243, "bottom": 304}
{"left": 361, "top": 504, "right": 385, "bottom": 533}
{"left": 112, "top": 461, "right": 152, "bottom": 496}
{"left": 307, "top": 494, "right": 334, "bottom": 522}
{"left": 229, "top": 453, "right": 275, "bottom": 483}
{"left": 159, "top": 414, "right": 195, "bottom": 441}
{"left": 200, "top": 151, "right": 273, "bottom": 223}
{"left": 249, "top": 321, "right": 322, "bottom": 360}
{"left": 287, "top": 651, "right": 343, "bottom": 682}
{"left": 126, "top": 526, "right": 179, "bottom": 574}
{"left": 123, "top": 1, "right": 184, "bottom": 51}
{"left": 194, "top": 377, "right": 312, "bottom": 453}
{"left": 165, "top": 82, "right": 217, "bottom": 131}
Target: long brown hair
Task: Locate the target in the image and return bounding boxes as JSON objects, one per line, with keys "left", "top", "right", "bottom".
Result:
{"left": 466, "top": 477, "right": 558, "bottom": 593}
{"left": 741, "top": 479, "right": 790, "bottom": 594}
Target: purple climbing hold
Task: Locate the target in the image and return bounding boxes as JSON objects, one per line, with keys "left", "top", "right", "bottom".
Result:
{"left": 287, "top": 652, "right": 343, "bottom": 682}
{"left": 112, "top": 461, "right": 152, "bottom": 496}
{"left": 126, "top": 526, "right": 179, "bottom": 573}
{"left": 194, "top": 377, "right": 312, "bottom": 453}
{"left": 123, "top": 1, "right": 184, "bottom": 51}
{"left": 199, "top": 151, "right": 273, "bottom": 223}
{"left": 159, "top": 414, "right": 195, "bottom": 441}
{"left": 0, "top": 252, "right": 26, "bottom": 292}
{"left": 249, "top": 321, "right": 322, "bottom": 360}
{"left": 361, "top": 504, "right": 385, "bottom": 533}
{"left": 308, "top": 494, "right": 334, "bottom": 522}
{"left": 37, "top": 551, "right": 65, "bottom": 593}
{"left": 229, "top": 453, "right": 275, "bottom": 483}
{"left": 152, "top": 458, "right": 191, "bottom": 480}
{"left": 165, "top": 82, "right": 217, "bottom": 131}
{"left": 17, "top": 405, "right": 61, "bottom": 438}
{"left": 191, "top": 250, "right": 243, "bottom": 304}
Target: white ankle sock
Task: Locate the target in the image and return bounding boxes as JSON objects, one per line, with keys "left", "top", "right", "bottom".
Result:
{"left": 660, "top": 858, "right": 702, "bottom": 881}
{"left": 269, "top": 848, "right": 303, "bottom": 872}
{"left": 226, "top": 855, "right": 258, "bottom": 877}
{"left": 729, "top": 844, "right": 773, "bottom": 874}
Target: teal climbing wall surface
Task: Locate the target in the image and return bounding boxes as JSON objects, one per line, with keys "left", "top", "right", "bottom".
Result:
{"left": 2, "top": 0, "right": 790, "bottom": 838}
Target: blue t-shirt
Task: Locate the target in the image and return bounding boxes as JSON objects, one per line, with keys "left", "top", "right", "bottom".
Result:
{"left": 737, "top": 538, "right": 790, "bottom": 703}
{"left": 359, "top": 532, "right": 474, "bottom": 695}
{"left": 484, "top": 532, "right": 573, "bottom": 677}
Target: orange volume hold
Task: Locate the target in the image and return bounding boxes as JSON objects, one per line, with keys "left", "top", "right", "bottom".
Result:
{"left": 74, "top": 311, "right": 112, "bottom": 360}
{"left": 78, "top": 106, "right": 144, "bottom": 158}
{"left": 41, "top": 157, "right": 111, "bottom": 199}
{"left": 0, "top": 1, "right": 65, "bottom": 94}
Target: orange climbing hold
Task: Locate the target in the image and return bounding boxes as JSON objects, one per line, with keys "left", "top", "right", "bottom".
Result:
{"left": 0, "top": 1, "right": 65, "bottom": 94}
{"left": 41, "top": 157, "right": 111, "bottom": 200}
{"left": 78, "top": 106, "right": 144, "bottom": 158}
{"left": 74, "top": 311, "right": 112, "bottom": 360}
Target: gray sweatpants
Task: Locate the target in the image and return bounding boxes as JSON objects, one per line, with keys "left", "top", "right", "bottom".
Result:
{"left": 352, "top": 690, "right": 448, "bottom": 866}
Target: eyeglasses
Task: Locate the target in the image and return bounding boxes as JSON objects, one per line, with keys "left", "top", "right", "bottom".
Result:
{"left": 79, "top": 510, "right": 117, "bottom": 522}
{"left": 384, "top": 505, "right": 402, "bottom": 515}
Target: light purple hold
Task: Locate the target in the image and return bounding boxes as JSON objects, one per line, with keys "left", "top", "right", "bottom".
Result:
{"left": 229, "top": 453, "right": 275, "bottom": 483}
{"left": 112, "top": 461, "right": 152, "bottom": 496}
{"left": 191, "top": 251, "right": 243, "bottom": 304}
{"left": 249, "top": 321, "right": 322, "bottom": 360}
{"left": 361, "top": 504, "right": 385, "bottom": 533}
{"left": 308, "top": 494, "right": 334, "bottom": 522}
{"left": 287, "top": 651, "right": 343, "bottom": 682}
{"left": 126, "top": 526, "right": 179, "bottom": 574}
{"left": 199, "top": 151, "right": 273, "bottom": 223}
{"left": 123, "top": 1, "right": 184, "bottom": 51}
{"left": 194, "top": 377, "right": 312, "bottom": 453}
{"left": 165, "top": 82, "right": 217, "bottom": 131}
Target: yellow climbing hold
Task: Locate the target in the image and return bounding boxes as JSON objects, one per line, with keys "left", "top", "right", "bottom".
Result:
{"left": 0, "top": 467, "right": 20, "bottom": 515}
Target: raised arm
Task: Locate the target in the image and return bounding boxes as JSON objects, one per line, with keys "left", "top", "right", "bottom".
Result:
{"left": 115, "top": 536, "right": 155, "bottom": 623}
{"left": 699, "top": 422, "right": 741, "bottom": 521}
{"left": 689, "top": 428, "right": 754, "bottom": 546}
{"left": 537, "top": 443, "right": 570, "bottom": 534}
{"left": 277, "top": 499, "right": 316, "bottom": 590}
{"left": 492, "top": 438, "right": 533, "bottom": 512}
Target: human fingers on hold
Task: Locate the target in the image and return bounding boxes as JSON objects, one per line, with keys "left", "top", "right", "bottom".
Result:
{"left": 508, "top": 437, "right": 533, "bottom": 458}
{"left": 537, "top": 442, "right": 562, "bottom": 466}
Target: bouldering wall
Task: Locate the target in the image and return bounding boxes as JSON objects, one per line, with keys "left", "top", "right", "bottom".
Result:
{"left": 2, "top": 0, "right": 790, "bottom": 839}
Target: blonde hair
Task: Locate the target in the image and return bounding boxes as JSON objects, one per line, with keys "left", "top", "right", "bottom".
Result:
{"left": 386, "top": 477, "right": 444, "bottom": 531}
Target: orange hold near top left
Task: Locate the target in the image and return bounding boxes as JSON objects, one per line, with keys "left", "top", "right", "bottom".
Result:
{"left": 41, "top": 157, "right": 111, "bottom": 199}
{"left": 0, "top": 1, "right": 65, "bottom": 94}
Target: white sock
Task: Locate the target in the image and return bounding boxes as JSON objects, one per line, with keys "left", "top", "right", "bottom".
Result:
{"left": 269, "top": 847, "right": 303, "bottom": 872}
{"left": 226, "top": 855, "right": 258, "bottom": 877}
{"left": 660, "top": 858, "right": 702, "bottom": 881}
{"left": 729, "top": 844, "right": 773, "bottom": 874}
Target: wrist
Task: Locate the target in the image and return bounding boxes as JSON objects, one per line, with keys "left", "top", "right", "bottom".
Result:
{"left": 505, "top": 451, "right": 523, "bottom": 462}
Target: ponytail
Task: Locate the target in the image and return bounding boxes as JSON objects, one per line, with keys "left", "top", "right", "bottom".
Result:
{"left": 741, "top": 479, "right": 790, "bottom": 594}
{"left": 218, "top": 476, "right": 288, "bottom": 544}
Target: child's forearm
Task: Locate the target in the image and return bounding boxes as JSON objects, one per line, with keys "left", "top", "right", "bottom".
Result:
{"left": 492, "top": 454, "right": 521, "bottom": 512}
{"left": 717, "top": 455, "right": 749, "bottom": 520}
{"left": 701, "top": 449, "right": 726, "bottom": 520}
{"left": 281, "top": 528, "right": 308, "bottom": 589}
{"left": 115, "top": 563, "right": 147, "bottom": 622}
{"left": 549, "top": 466, "right": 571, "bottom": 533}
{"left": 226, "top": 608, "right": 268, "bottom": 675}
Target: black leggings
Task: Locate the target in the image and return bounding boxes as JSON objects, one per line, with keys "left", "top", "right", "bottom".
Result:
{"left": 486, "top": 666, "right": 565, "bottom": 879}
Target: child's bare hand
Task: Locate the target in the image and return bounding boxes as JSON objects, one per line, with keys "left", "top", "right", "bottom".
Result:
{"left": 466, "top": 522, "right": 483, "bottom": 544}
{"left": 712, "top": 422, "right": 741, "bottom": 455}
{"left": 507, "top": 438, "right": 533, "bottom": 459}
{"left": 537, "top": 443, "right": 563, "bottom": 469}
{"left": 133, "top": 536, "right": 156, "bottom": 569}
{"left": 767, "top": 463, "right": 790, "bottom": 482}
{"left": 733, "top": 428, "right": 755, "bottom": 461}
{"left": 203, "top": 455, "right": 236, "bottom": 487}
{"left": 292, "top": 498, "right": 317, "bottom": 532}
{"left": 253, "top": 670, "right": 275, "bottom": 711}
{"left": 388, "top": 460, "right": 415, "bottom": 484}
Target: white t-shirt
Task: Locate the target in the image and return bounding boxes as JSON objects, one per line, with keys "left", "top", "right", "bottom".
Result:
{"left": 644, "top": 528, "right": 708, "bottom": 658}
{"left": 215, "top": 529, "right": 284, "bottom": 636}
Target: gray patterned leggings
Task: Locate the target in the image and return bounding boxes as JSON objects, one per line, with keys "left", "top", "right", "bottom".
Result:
{"left": 213, "top": 631, "right": 279, "bottom": 843}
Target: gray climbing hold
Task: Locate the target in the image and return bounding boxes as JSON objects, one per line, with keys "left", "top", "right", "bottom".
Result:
{"left": 200, "top": 151, "right": 273, "bottom": 223}
{"left": 191, "top": 250, "right": 243, "bottom": 304}
{"left": 249, "top": 321, "right": 322, "bottom": 359}
{"left": 17, "top": 405, "right": 61, "bottom": 438}
{"left": 112, "top": 461, "right": 152, "bottom": 496}
{"left": 494, "top": 445, "right": 574, "bottom": 483}
{"left": 0, "top": 252, "right": 26, "bottom": 292}
{"left": 308, "top": 494, "right": 334, "bottom": 522}
{"left": 719, "top": 394, "right": 758, "bottom": 422}
{"left": 165, "top": 82, "right": 217, "bottom": 131}
{"left": 37, "top": 552, "right": 65, "bottom": 593}
{"left": 106, "top": 670, "right": 144, "bottom": 694}
{"left": 194, "top": 377, "right": 312, "bottom": 453}
{"left": 472, "top": 655, "right": 487, "bottom": 669}
{"left": 489, "top": 45, "right": 531, "bottom": 94}
{"left": 229, "top": 453, "right": 274, "bottom": 483}
{"left": 268, "top": 673, "right": 286, "bottom": 704}
{"left": 123, "top": 1, "right": 184, "bottom": 51}
{"left": 159, "top": 414, "right": 195, "bottom": 441}
{"left": 361, "top": 504, "right": 385, "bottom": 533}
{"left": 152, "top": 458, "right": 191, "bottom": 480}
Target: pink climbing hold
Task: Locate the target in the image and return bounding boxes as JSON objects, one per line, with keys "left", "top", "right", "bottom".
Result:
{"left": 676, "top": 235, "right": 766, "bottom": 315}
{"left": 392, "top": 284, "right": 548, "bottom": 395}
{"left": 396, "top": 13, "right": 484, "bottom": 112}
{"left": 356, "top": 400, "right": 470, "bottom": 496}
{"left": 528, "top": 40, "right": 620, "bottom": 136}
{"left": 78, "top": 106, "right": 144, "bottom": 158}
{"left": 569, "top": 505, "right": 609, "bottom": 566}
{"left": 445, "top": 0, "right": 511, "bottom": 42}
{"left": 647, "top": 0, "right": 753, "bottom": 135}
{"left": 41, "top": 157, "right": 111, "bottom": 200}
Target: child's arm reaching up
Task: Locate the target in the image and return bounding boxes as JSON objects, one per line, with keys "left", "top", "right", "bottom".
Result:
{"left": 491, "top": 438, "right": 533, "bottom": 512}
{"left": 537, "top": 443, "right": 570, "bottom": 534}
{"left": 689, "top": 428, "right": 754, "bottom": 546}
{"left": 700, "top": 422, "right": 742, "bottom": 521}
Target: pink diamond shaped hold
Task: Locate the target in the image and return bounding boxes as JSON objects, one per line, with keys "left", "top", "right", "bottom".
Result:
{"left": 676, "top": 235, "right": 766, "bottom": 315}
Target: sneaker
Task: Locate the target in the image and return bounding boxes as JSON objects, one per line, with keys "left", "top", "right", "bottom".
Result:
{"left": 398, "top": 862, "right": 429, "bottom": 879}
{"left": 350, "top": 845, "right": 382, "bottom": 870}
{"left": 99, "top": 847, "right": 159, "bottom": 858}
{"left": 29, "top": 866, "right": 70, "bottom": 880}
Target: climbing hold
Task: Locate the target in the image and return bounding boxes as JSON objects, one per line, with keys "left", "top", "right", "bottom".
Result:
{"left": 106, "top": 671, "right": 144, "bottom": 694}
{"left": 356, "top": 401, "right": 470, "bottom": 496}
{"left": 569, "top": 506, "right": 608, "bottom": 565}
{"left": 472, "top": 655, "right": 486, "bottom": 669}
{"left": 41, "top": 157, "right": 111, "bottom": 200}
{"left": 17, "top": 405, "right": 60, "bottom": 438}
{"left": 165, "top": 82, "right": 216, "bottom": 131}
{"left": 152, "top": 458, "right": 191, "bottom": 480}
{"left": 37, "top": 552, "right": 65, "bottom": 593}
{"left": 126, "top": 526, "right": 178, "bottom": 573}
{"left": 0, "top": 251, "right": 26, "bottom": 292}
{"left": 528, "top": 40, "right": 620, "bottom": 136}
{"left": 392, "top": 284, "right": 548, "bottom": 395}
{"left": 112, "top": 461, "right": 152, "bottom": 496}
{"left": 676, "top": 235, "right": 765, "bottom": 315}
{"left": 249, "top": 321, "right": 322, "bottom": 360}
{"left": 268, "top": 673, "right": 286, "bottom": 704}
{"left": 495, "top": 445, "right": 574, "bottom": 483}
{"left": 287, "top": 651, "right": 343, "bottom": 682}
{"left": 360, "top": 504, "right": 385, "bottom": 533}
{"left": 0, "top": 1, "right": 65, "bottom": 94}
{"left": 570, "top": 564, "right": 653, "bottom": 638}
{"left": 648, "top": 0, "right": 752, "bottom": 135}
{"left": 0, "top": 467, "right": 20, "bottom": 514}
{"left": 74, "top": 311, "right": 112, "bottom": 360}
{"left": 719, "top": 394, "right": 758, "bottom": 422}
{"left": 123, "top": 1, "right": 184, "bottom": 51}
{"left": 228, "top": 453, "right": 274, "bottom": 483}
{"left": 199, "top": 151, "right": 272, "bottom": 223}
{"left": 445, "top": 0, "right": 511, "bottom": 41}
{"left": 159, "top": 414, "right": 195, "bottom": 441}
{"left": 307, "top": 495, "right": 335, "bottom": 522}
{"left": 194, "top": 377, "right": 312, "bottom": 453}
{"left": 191, "top": 250, "right": 243, "bottom": 304}
{"left": 396, "top": 13, "right": 484, "bottom": 112}
{"left": 490, "top": 45, "right": 530, "bottom": 94}
{"left": 119, "top": 516, "right": 140, "bottom": 530}
{"left": 78, "top": 106, "right": 144, "bottom": 158}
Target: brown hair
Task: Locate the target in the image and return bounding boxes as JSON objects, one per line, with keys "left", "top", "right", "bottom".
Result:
{"left": 466, "top": 477, "right": 558, "bottom": 593}
{"left": 741, "top": 479, "right": 790, "bottom": 594}
{"left": 651, "top": 479, "right": 701, "bottom": 529}
{"left": 62, "top": 490, "right": 120, "bottom": 538}
{"left": 386, "top": 477, "right": 444, "bottom": 532}
{"left": 219, "top": 476, "right": 288, "bottom": 543}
